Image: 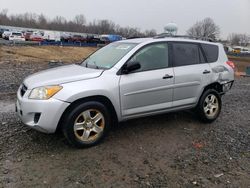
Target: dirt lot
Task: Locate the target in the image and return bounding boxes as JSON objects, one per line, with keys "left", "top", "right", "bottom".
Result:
{"left": 0, "top": 45, "right": 97, "bottom": 63}
{"left": 0, "top": 46, "right": 250, "bottom": 188}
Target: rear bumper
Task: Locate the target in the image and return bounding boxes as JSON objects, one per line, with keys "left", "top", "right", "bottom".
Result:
{"left": 16, "top": 87, "right": 70, "bottom": 133}
{"left": 222, "top": 80, "right": 234, "bottom": 93}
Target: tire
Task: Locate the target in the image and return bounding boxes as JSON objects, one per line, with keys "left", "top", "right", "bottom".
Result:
{"left": 196, "top": 89, "right": 222, "bottom": 123}
{"left": 62, "top": 101, "right": 111, "bottom": 148}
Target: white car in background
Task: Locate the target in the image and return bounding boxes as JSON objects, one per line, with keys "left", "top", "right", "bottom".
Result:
{"left": 241, "top": 48, "right": 250, "bottom": 54}
{"left": 43, "top": 31, "right": 61, "bottom": 42}
{"left": 9, "top": 32, "right": 25, "bottom": 41}
{"left": 2, "top": 31, "right": 12, "bottom": 40}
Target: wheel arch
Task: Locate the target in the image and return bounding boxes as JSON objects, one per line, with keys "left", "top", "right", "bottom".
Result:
{"left": 195, "top": 82, "right": 223, "bottom": 107}
{"left": 202, "top": 82, "right": 223, "bottom": 95}
{"left": 196, "top": 86, "right": 222, "bottom": 123}
{"left": 56, "top": 95, "right": 118, "bottom": 132}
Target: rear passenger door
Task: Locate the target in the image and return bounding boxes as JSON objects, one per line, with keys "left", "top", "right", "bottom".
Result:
{"left": 170, "top": 42, "right": 211, "bottom": 107}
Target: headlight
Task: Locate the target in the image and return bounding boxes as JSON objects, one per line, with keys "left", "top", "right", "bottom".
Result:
{"left": 29, "top": 85, "right": 63, "bottom": 100}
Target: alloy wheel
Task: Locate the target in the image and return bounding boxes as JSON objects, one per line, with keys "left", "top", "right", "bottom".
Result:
{"left": 73, "top": 109, "right": 105, "bottom": 142}
{"left": 203, "top": 94, "right": 219, "bottom": 118}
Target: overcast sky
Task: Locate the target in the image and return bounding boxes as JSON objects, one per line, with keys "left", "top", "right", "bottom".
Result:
{"left": 1, "top": 0, "right": 250, "bottom": 38}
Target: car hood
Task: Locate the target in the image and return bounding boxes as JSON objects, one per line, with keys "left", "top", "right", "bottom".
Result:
{"left": 24, "top": 64, "right": 104, "bottom": 89}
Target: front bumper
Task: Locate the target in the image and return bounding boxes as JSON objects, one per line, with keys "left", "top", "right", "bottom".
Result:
{"left": 16, "top": 87, "right": 70, "bottom": 133}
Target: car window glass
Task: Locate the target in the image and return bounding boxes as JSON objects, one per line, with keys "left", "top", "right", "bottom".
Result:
{"left": 172, "top": 43, "right": 200, "bottom": 66}
{"left": 82, "top": 42, "right": 137, "bottom": 69}
{"left": 199, "top": 47, "right": 206, "bottom": 63}
{"left": 201, "top": 43, "right": 219, "bottom": 62}
{"left": 130, "top": 43, "right": 169, "bottom": 72}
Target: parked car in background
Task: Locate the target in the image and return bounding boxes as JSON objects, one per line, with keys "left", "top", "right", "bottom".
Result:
{"left": 232, "top": 46, "right": 250, "bottom": 54}
{"left": 99, "top": 36, "right": 110, "bottom": 44}
{"left": 71, "top": 34, "right": 87, "bottom": 43}
{"left": 30, "top": 32, "right": 44, "bottom": 42}
{"left": 16, "top": 37, "right": 234, "bottom": 148}
{"left": 241, "top": 48, "right": 250, "bottom": 54}
{"left": 86, "top": 35, "right": 101, "bottom": 43}
{"left": 232, "top": 46, "right": 243, "bottom": 54}
{"left": 9, "top": 31, "right": 25, "bottom": 41}
{"left": 100, "top": 34, "right": 123, "bottom": 44}
{"left": 2, "top": 31, "right": 12, "bottom": 40}
{"left": 43, "top": 31, "right": 61, "bottom": 42}
{"left": 223, "top": 46, "right": 233, "bottom": 53}
{"left": 24, "top": 31, "right": 33, "bottom": 41}
{"left": 108, "top": 34, "right": 123, "bottom": 42}
{"left": 0, "top": 28, "right": 9, "bottom": 38}
{"left": 60, "top": 33, "right": 72, "bottom": 42}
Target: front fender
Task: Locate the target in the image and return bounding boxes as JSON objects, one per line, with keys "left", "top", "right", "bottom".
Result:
{"left": 52, "top": 73, "right": 122, "bottom": 120}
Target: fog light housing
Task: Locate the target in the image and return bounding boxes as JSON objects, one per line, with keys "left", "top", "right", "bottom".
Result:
{"left": 34, "top": 113, "right": 41, "bottom": 124}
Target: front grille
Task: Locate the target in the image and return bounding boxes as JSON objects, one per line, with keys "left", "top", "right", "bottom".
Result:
{"left": 20, "top": 84, "right": 27, "bottom": 97}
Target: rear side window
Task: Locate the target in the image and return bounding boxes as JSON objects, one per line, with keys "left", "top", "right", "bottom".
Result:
{"left": 172, "top": 43, "right": 200, "bottom": 66}
{"left": 201, "top": 44, "right": 219, "bottom": 62}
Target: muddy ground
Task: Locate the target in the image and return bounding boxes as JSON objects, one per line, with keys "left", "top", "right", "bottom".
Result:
{"left": 0, "top": 46, "right": 250, "bottom": 188}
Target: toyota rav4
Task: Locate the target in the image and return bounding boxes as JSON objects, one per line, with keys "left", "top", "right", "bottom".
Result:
{"left": 16, "top": 37, "right": 235, "bottom": 147}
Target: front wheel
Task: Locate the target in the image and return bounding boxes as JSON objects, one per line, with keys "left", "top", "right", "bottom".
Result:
{"left": 62, "top": 101, "right": 111, "bottom": 148}
{"left": 196, "top": 89, "right": 222, "bottom": 123}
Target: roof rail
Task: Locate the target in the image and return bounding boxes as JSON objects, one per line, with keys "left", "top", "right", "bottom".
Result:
{"left": 154, "top": 33, "right": 215, "bottom": 42}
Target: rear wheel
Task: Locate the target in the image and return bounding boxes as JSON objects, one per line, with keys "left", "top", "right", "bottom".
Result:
{"left": 197, "top": 89, "right": 221, "bottom": 123}
{"left": 62, "top": 101, "right": 111, "bottom": 148}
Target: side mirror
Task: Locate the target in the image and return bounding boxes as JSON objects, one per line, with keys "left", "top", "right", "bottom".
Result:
{"left": 122, "top": 61, "right": 141, "bottom": 74}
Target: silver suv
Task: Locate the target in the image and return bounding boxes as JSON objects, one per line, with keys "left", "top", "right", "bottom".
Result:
{"left": 16, "top": 37, "right": 235, "bottom": 147}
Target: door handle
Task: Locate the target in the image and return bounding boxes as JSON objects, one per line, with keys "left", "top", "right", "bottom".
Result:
{"left": 203, "top": 70, "right": 211, "bottom": 74}
{"left": 162, "top": 74, "right": 173, "bottom": 79}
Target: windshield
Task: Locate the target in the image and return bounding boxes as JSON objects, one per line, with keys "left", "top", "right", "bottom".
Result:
{"left": 81, "top": 42, "right": 137, "bottom": 69}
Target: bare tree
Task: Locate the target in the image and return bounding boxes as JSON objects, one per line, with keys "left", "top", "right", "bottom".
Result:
{"left": 228, "top": 33, "right": 250, "bottom": 46}
{"left": 187, "top": 17, "right": 220, "bottom": 40}
{"left": 74, "top": 14, "right": 86, "bottom": 26}
{"left": 238, "top": 34, "right": 250, "bottom": 46}
{"left": 228, "top": 33, "right": 241, "bottom": 46}
{"left": 144, "top": 29, "right": 157, "bottom": 37}
{"left": 38, "top": 14, "right": 48, "bottom": 29}
{"left": 0, "top": 9, "right": 8, "bottom": 24}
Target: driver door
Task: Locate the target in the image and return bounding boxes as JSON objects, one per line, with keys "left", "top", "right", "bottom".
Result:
{"left": 119, "top": 42, "right": 174, "bottom": 117}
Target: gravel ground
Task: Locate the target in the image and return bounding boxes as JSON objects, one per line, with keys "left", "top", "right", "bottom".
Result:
{"left": 0, "top": 60, "right": 249, "bottom": 188}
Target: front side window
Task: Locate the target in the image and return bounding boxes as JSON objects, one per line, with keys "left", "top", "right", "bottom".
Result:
{"left": 172, "top": 43, "right": 200, "bottom": 66}
{"left": 81, "top": 42, "right": 137, "bottom": 69}
{"left": 129, "top": 43, "right": 169, "bottom": 72}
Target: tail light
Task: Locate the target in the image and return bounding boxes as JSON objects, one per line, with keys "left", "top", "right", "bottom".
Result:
{"left": 226, "top": 61, "right": 235, "bottom": 69}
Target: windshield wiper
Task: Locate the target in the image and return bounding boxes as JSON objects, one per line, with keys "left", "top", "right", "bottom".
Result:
{"left": 84, "top": 60, "right": 100, "bottom": 69}
{"left": 92, "top": 61, "right": 99, "bottom": 69}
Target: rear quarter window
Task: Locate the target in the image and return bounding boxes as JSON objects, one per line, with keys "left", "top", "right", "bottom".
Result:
{"left": 201, "top": 44, "right": 219, "bottom": 63}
